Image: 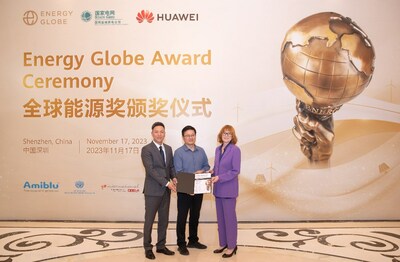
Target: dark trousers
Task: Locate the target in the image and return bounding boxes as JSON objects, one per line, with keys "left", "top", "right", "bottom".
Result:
{"left": 143, "top": 191, "right": 171, "bottom": 251}
{"left": 176, "top": 192, "right": 203, "bottom": 247}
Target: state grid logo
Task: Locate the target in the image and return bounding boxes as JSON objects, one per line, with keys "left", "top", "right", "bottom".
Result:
{"left": 81, "top": 11, "right": 92, "bottom": 22}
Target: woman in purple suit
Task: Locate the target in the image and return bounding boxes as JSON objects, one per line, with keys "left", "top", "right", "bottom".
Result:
{"left": 211, "top": 125, "right": 241, "bottom": 258}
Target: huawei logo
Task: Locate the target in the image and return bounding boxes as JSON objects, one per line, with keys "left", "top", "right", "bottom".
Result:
{"left": 136, "top": 10, "right": 154, "bottom": 23}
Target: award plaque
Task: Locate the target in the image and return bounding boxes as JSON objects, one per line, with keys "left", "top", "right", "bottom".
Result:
{"left": 176, "top": 172, "right": 212, "bottom": 194}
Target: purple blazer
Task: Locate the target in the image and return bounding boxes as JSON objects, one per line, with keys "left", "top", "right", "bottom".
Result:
{"left": 213, "top": 143, "right": 241, "bottom": 198}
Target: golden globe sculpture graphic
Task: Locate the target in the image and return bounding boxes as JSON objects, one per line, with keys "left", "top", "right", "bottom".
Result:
{"left": 281, "top": 12, "right": 375, "bottom": 161}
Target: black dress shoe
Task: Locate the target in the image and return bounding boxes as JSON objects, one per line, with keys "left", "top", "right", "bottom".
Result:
{"left": 145, "top": 250, "right": 155, "bottom": 260}
{"left": 213, "top": 245, "right": 227, "bottom": 253}
{"left": 222, "top": 246, "right": 237, "bottom": 258}
{"left": 187, "top": 241, "right": 207, "bottom": 249}
{"left": 156, "top": 247, "right": 175, "bottom": 255}
{"left": 178, "top": 246, "right": 189, "bottom": 255}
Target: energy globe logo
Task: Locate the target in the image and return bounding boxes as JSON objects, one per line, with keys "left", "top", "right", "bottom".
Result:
{"left": 23, "top": 10, "right": 38, "bottom": 25}
{"left": 81, "top": 11, "right": 92, "bottom": 22}
{"left": 75, "top": 180, "right": 85, "bottom": 189}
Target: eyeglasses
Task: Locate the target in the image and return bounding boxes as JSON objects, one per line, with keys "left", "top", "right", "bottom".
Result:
{"left": 222, "top": 132, "right": 232, "bottom": 136}
{"left": 184, "top": 134, "right": 196, "bottom": 138}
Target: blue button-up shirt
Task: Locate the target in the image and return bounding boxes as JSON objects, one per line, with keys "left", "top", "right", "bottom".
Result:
{"left": 174, "top": 144, "right": 210, "bottom": 173}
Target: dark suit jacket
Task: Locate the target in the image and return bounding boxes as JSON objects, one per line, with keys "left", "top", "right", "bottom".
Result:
{"left": 141, "top": 141, "right": 176, "bottom": 197}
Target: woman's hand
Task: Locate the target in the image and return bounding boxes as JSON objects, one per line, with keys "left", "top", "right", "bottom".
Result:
{"left": 211, "top": 176, "right": 219, "bottom": 183}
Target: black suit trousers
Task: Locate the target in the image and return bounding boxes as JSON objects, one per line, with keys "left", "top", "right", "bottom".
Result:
{"left": 176, "top": 192, "right": 203, "bottom": 247}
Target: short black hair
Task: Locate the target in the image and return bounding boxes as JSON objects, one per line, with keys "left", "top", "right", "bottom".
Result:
{"left": 152, "top": 122, "right": 165, "bottom": 130}
{"left": 181, "top": 125, "right": 196, "bottom": 136}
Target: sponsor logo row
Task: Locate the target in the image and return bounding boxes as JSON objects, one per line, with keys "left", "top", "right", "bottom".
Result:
{"left": 23, "top": 9, "right": 200, "bottom": 26}
{"left": 23, "top": 181, "right": 140, "bottom": 194}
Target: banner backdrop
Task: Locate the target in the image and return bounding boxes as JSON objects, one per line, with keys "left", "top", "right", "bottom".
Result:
{"left": 1, "top": 0, "right": 399, "bottom": 221}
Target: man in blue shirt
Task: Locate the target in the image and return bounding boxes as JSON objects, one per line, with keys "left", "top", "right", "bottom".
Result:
{"left": 174, "top": 125, "right": 210, "bottom": 255}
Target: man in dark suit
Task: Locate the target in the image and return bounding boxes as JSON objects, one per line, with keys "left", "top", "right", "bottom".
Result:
{"left": 141, "top": 122, "right": 177, "bottom": 260}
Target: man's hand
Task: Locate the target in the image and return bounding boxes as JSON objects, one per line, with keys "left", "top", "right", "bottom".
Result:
{"left": 293, "top": 100, "right": 335, "bottom": 161}
{"left": 168, "top": 180, "right": 177, "bottom": 192}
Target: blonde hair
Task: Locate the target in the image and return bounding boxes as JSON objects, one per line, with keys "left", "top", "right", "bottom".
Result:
{"left": 217, "top": 125, "right": 238, "bottom": 144}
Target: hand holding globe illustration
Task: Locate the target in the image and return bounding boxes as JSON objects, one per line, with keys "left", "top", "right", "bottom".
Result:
{"left": 293, "top": 99, "right": 335, "bottom": 161}
{"left": 281, "top": 12, "right": 375, "bottom": 161}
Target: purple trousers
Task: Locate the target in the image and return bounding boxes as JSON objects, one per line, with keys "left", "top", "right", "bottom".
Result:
{"left": 215, "top": 197, "right": 237, "bottom": 249}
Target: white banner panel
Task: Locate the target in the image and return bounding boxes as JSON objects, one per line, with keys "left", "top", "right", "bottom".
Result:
{"left": 0, "top": 0, "right": 399, "bottom": 221}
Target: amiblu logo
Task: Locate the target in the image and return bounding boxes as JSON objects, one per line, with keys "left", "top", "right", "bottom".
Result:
{"left": 24, "top": 181, "right": 59, "bottom": 189}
